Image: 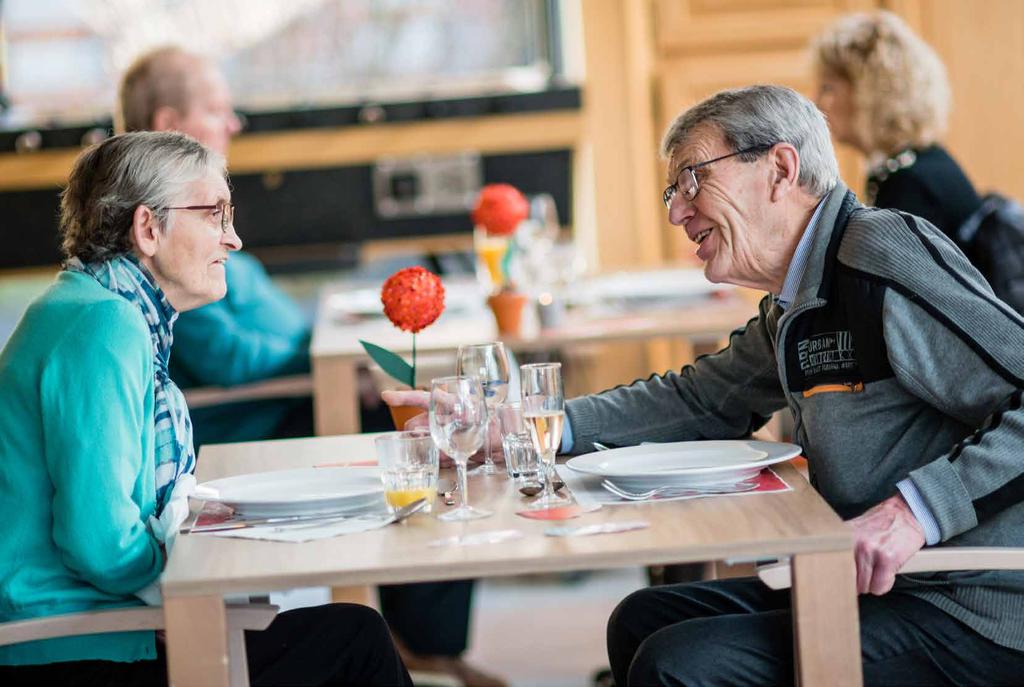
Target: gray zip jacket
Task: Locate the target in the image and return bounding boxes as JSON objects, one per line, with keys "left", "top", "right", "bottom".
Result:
{"left": 566, "top": 183, "right": 1024, "bottom": 650}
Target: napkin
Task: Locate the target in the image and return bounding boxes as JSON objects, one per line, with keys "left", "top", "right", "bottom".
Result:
{"left": 515, "top": 503, "right": 600, "bottom": 520}
{"left": 135, "top": 474, "right": 196, "bottom": 606}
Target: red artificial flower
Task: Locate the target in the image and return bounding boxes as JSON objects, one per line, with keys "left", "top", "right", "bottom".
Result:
{"left": 471, "top": 183, "right": 529, "bottom": 237}
{"left": 380, "top": 266, "right": 446, "bottom": 333}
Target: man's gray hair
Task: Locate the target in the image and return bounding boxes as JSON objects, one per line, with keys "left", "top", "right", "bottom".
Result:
{"left": 661, "top": 85, "right": 839, "bottom": 198}
{"left": 60, "top": 131, "right": 225, "bottom": 262}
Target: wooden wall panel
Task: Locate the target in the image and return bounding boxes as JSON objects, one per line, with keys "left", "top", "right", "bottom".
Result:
{"left": 577, "top": 0, "right": 663, "bottom": 272}
{"left": 589, "top": 0, "right": 1019, "bottom": 282}
{"left": 656, "top": 0, "right": 874, "bottom": 55}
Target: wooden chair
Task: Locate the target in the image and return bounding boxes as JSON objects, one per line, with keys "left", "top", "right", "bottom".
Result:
{"left": 0, "top": 603, "right": 277, "bottom": 687}
{"left": 758, "top": 548, "right": 1024, "bottom": 590}
{"left": 183, "top": 374, "right": 313, "bottom": 409}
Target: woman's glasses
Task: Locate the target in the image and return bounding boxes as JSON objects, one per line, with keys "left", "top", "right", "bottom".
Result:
{"left": 165, "top": 200, "right": 235, "bottom": 233}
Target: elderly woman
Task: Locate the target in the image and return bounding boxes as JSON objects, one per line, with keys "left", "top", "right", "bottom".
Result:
{"left": 812, "top": 11, "right": 981, "bottom": 250}
{"left": 0, "top": 132, "right": 410, "bottom": 686}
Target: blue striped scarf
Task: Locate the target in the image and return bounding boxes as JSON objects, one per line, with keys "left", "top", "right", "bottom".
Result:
{"left": 66, "top": 254, "right": 195, "bottom": 514}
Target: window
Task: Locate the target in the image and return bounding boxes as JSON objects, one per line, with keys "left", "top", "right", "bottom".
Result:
{"left": 1, "top": 0, "right": 563, "bottom": 130}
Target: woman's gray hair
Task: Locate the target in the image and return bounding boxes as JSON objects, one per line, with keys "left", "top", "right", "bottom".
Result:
{"left": 661, "top": 85, "right": 839, "bottom": 198}
{"left": 60, "top": 130, "right": 225, "bottom": 263}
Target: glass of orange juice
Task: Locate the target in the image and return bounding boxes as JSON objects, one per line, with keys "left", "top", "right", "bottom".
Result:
{"left": 375, "top": 429, "right": 439, "bottom": 515}
{"left": 474, "top": 227, "right": 510, "bottom": 291}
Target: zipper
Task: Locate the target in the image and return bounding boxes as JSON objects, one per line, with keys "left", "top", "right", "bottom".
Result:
{"left": 802, "top": 381, "right": 864, "bottom": 398}
{"left": 774, "top": 297, "right": 826, "bottom": 395}
{"left": 775, "top": 297, "right": 827, "bottom": 442}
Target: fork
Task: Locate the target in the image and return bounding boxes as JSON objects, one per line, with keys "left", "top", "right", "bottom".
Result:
{"left": 437, "top": 478, "right": 457, "bottom": 506}
{"left": 600, "top": 479, "right": 757, "bottom": 501}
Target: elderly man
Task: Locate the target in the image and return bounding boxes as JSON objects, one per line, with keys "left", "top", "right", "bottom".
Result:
{"left": 116, "top": 47, "right": 501, "bottom": 687}
{"left": 571, "top": 85, "right": 1024, "bottom": 685}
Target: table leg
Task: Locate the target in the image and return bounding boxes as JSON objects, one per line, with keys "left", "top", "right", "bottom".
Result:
{"left": 313, "top": 358, "right": 359, "bottom": 435}
{"left": 791, "top": 550, "right": 861, "bottom": 687}
{"left": 165, "top": 594, "right": 229, "bottom": 687}
{"left": 331, "top": 585, "right": 374, "bottom": 605}
{"left": 312, "top": 358, "right": 374, "bottom": 604}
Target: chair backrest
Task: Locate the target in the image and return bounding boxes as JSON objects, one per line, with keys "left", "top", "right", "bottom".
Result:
{"left": 758, "top": 547, "right": 1024, "bottom": 590}
{"left": 183, "top": 374, "right": 312, "bottom": 409}
{"left": 0, "top": 604, "right": 277, "bottom": 687}
{"left": 0, "top": 607, "right": 165, "bottom": 647}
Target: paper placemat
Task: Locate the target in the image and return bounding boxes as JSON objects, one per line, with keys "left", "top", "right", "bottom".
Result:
{"left": 201, "top": 514, "right": 393, "bottom": 542}
{"left": 187, "top": 502, "right": 394, "bottom": 542}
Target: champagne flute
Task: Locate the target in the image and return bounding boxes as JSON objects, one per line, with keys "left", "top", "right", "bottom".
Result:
{"left": 429, "top": 375, "right": 493, "bottom": 521}
{"left": 456, "top": 342, "right": 510, "bottom": 476}
{"left": 520, "top": 362, "right": 570, "bottom": 509}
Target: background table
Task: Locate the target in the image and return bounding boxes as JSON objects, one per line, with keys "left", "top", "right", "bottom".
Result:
{"left": 162, "top": 433, "right": 861, "bottom": 686}
{"left": 311, "top": 268, "right": 757, "bottom": 435}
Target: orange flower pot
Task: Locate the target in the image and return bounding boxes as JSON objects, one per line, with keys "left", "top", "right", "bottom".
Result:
{"left": 388, "top": 404, "right": 426, "bottom": 431}
{"left": 487, "top": 291, "right": 529, "bottom": 337}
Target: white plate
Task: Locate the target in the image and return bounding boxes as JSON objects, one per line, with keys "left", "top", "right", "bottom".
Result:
{"left": 194, "top": 467, "right": 385, "bottom": 517}
{"left": 568, "top": 269, "right": 725, "bottom": 305}
{"left": 565, "top": 440, "right": 801, "bottom": 489}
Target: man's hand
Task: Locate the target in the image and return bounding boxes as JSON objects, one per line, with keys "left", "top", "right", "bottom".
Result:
{"left": 380, "top": 389, "right": 504, "bottom": 466}
{"left": 380, "top": 389, "right": 439, "bottom": 462}
{"left": 846, "top": 494, "right": 926, "bottom": 595}
{"left": 381, "top": 389, "right": 429, "bottom": 413}
{"left": 381, "top": 389, "right": 429, "bottom": 429}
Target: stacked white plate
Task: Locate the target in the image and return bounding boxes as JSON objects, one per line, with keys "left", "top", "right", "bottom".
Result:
{"left": 565, "top": 440, "right": 800, "bottom": 490}
{"left": 193, "top": 467, "right": 385, "bottom": 517}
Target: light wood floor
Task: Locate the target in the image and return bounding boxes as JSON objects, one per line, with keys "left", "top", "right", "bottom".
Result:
{"left": 271, "top": 568, "right": 646, "bottom": 687}
{"left": 464, "top": 568, "right": 647, "bottom": 687}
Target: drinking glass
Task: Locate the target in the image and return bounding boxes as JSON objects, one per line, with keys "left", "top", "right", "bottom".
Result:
{"left": 496, "top": 401, "right": 542, "bottom": 484}
{"left": 375, "top": 429, "right": 439, "bottom": 515}
{"left": 519, "top": 362, "right": 570, "bottom": 509}
{"left": 429, "top": 375, "right": 492, "bottom": 521}
{"left": 455, "top": 341, "right": 510, "bottom": 476}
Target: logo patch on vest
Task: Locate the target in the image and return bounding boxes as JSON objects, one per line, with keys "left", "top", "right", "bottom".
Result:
{"left": 796, "top": 330, "right": 856, "bottom": 376}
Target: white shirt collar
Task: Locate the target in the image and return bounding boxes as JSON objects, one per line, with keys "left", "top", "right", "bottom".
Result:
{"left": 776, "top": 197, "right": 827, "bottom": 310}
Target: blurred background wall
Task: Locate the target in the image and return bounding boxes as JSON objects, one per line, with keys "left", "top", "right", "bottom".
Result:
{"left": 1, "top": 0, "right": 1021, "bottom": 275}
{"left": 0, "top": 0, "right": 578, "bottom": 272}
{"left": 2, "top": 0, "right": 1020, "bottom": 395}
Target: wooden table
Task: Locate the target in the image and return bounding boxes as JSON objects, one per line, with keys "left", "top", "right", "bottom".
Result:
{"left": 311, "top": 270, "right": 756, "bottom": 435}
{"left": 162, "top": 434, "right": 861, "bottom": 686}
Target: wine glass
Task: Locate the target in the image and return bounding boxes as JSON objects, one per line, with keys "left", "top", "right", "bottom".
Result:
{"left": 429, "top": 375, "right": 492, "bottom": 521}
{"left": 519, "top": 362, "right": 570, "bottom": 509}
{"left": 455, "top": 342, "right": 510, "bottom": 476}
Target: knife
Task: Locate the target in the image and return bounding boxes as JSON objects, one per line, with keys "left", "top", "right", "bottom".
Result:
{"left": 182, "top": 498, "right": 428, "bottom": 534}
{"left": 182, "top": 510, "right": 359, "bottom": 534}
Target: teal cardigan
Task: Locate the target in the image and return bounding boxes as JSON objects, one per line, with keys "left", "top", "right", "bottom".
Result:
{"left": 0, "top": 271, "right": 164, "bottom": 665}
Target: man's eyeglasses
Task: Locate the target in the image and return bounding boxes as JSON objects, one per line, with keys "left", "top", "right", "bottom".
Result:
{"left": 165, "top": 200, "right": 235, "bottom": 233}
{"left": 662, "top": 144, "right": 774, "bottom": 209}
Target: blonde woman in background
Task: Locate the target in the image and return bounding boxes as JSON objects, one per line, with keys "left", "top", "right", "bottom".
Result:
{"left": 813, "top": 11, "right": 982, "bottom": 252}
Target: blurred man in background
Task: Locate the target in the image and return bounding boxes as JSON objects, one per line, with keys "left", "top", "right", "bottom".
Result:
{"left": 118, "top": 46, "right": 312, "bottom": 447}
{"left": 117, "top": 46, "right": 501, "bottom": 687}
